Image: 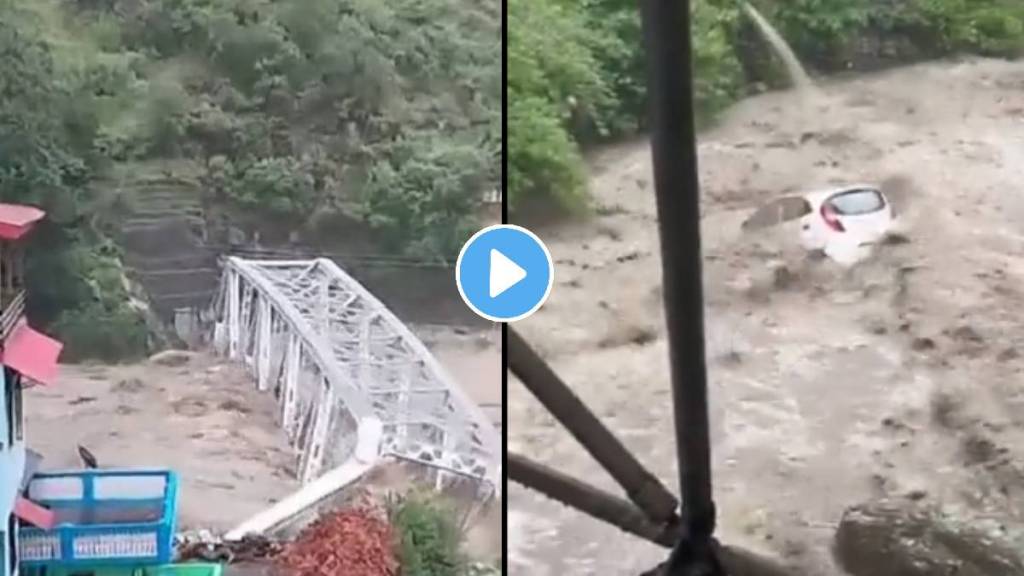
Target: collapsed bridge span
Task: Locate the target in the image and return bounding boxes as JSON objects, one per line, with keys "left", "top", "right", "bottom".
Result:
{"left": 211, "top": 257, "right": 500, "bottom": 519}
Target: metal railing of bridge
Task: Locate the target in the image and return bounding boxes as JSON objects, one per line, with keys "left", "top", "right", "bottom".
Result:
{"left": 211, "top": 256, "right": 501, "bottom": 493}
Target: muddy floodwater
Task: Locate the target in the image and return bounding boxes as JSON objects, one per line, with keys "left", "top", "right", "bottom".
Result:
{"left": 25, "top": 326, "right": 501, "bottom": 538}
{"left": 26, "top": 355, "right": 298, "bottom": 532}
{"left": 509, "top": 57, "right": 1024, "bottom": 574}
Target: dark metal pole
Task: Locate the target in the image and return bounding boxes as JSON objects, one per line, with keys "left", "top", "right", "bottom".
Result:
{"left": 508, "top": 453, "right": 681, "bottom": 547}
{"left": 508, "top": 327, "right": 679, "bottom": 524}
{"left": 639, "top": 0, "right": 720, "bottom": 573}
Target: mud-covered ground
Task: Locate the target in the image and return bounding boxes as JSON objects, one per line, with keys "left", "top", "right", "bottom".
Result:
{"left": 509, "top": 57, "right": 1024, "bottom": 575}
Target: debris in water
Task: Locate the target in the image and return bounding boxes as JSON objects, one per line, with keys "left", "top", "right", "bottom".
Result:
{"left": 719, "top": 349, "right": 744, "bottom": 367}
{"left": 113, "top": 377, "right": 145, "bottom": 393}
{"left": 997, "top": 348, "right": 1019, "bottom": 362}
{"left": 177, "top": 532, "right": 280, "bottom": 564}
{"left": 881, "top": 232, "right": 910, "bottom": 245}
{"left": 597, "top": 323, "right": 658, "bottom": 349}
{"left": 962, "top": 432, "right": 999, "bottom": 466}
{"left": 930, "top": 390, "right": 963, "bottom": 429}
{"left": 150, "top": 350, "right": 195, "bottom": 367}
{"left": 911, "top": 337, "right": 936, "bottom": 352}
{"left": 78, "top": 445, "right": 99, "bottom": 469}
{"left": 905, "top": 489, "right": 928, "bottom": 502}
{"left": 867, "top": 322, "right": 888, "bottom": 335}
{"left": 947, "top": 324, "right": 984, "bottom": 345}
{"left": 597, "top": 223, "right": 622, "bottom": 241}
{"left": 616, "top": 250, "right": 644, "bottom": 263}
{"left": 771, "top": 264, "right": 795, "bottom": 290}
{"left": 219, "top": 398, "right": 252, "bottom": 414}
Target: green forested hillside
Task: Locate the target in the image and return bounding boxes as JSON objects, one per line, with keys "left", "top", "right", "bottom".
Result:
{"left": 0, "top": 0, "right": 499, "bottom": 359}
{"left": 508, "top": 0, "right": 1024, "bottom": 215}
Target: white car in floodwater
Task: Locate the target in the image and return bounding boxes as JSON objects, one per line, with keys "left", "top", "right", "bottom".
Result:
{"left": 742, "top": 184, "right": 895, "bottom": 265}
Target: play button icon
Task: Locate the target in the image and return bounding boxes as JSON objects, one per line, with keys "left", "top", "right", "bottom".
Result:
{"left": 489, "top": 249, "right": 527, "bottom": 298}
{"left": 456, "top": 224, "right": 553, "bottom": 322}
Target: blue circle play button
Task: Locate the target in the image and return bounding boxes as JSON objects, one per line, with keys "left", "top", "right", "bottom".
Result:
{"left": 456, "top": 224, "right": 554, "bottom": 322}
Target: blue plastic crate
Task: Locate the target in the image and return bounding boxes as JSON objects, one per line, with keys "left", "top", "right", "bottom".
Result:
{"left": 19, "top": 469, "right": 179, "bottom": 569}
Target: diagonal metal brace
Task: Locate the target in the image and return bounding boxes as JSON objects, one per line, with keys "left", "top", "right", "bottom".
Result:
{"left": 508, "top": 328, "right": 679, "bottom": 524}
{"left": 509, "top": 453, "right": 680, "bottom": 547}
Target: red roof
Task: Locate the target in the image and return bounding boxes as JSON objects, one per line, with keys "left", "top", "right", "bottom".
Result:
{"left": 0, "top": 203, "right": 45, "bottom": 241}
{"left": 1, "top": 321, "right": 62, "bottom": 385}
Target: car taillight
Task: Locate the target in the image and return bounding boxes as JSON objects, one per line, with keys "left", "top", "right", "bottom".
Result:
{"left": 820, "top": 203, "right": 845, "bottom": 232}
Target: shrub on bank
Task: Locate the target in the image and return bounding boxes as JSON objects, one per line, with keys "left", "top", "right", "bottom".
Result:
{"left": 507, "top": 96, "right": 587, "bottom": 215}
{"left": 507, "top": 0, "right": 611, "bottom": 213}
{"left": 766, "top": 0, "right": 1024, "bottom": 69}
{"left": 388, "top": 493, "right": 467, "bottom": 576}
{"left": 51, "top": 301, "right": 149, "bottom": 363}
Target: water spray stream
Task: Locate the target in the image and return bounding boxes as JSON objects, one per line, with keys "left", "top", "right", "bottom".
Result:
{"left": 741, "top": 2, "right": 812, "bottom": 91}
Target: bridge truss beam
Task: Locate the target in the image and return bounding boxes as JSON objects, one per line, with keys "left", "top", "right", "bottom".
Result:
{"left": 213, "top": 257, "right": 500, "bottom": 492}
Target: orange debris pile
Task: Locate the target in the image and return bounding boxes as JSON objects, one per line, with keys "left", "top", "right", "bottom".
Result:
{"left": 275, "top": 507, "right": 398, "bottom": 576}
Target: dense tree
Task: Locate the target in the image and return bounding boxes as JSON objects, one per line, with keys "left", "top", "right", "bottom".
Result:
{"left": 0, "top": 0, "right": 500, "bottom": 359}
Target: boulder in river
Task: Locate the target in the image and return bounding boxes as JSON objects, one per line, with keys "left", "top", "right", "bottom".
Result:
{"left": 834, "top": 500, "right": 1024, "bottom": 576}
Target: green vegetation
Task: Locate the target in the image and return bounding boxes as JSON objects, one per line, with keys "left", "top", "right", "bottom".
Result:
{"left": 388, "top": 493, "right": 468, "bottom": 576}
{"left": 0, "top": 0, "right": 498, "bottom": 359}
{"left": 770, "top": 0, "right": 1024, "bottom": 67}
{"left": 0, "top": 1, "right": 147, "bottom": 359}
{"left": 509, "top": 0, "right": 1024, "bottom": 214}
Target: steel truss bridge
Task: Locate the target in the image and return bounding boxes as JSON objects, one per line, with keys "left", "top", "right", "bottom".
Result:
{"left": 211, "top": 257, "right": 500, "bottom": 492}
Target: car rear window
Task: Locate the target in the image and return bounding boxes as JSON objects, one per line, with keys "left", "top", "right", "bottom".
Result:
{"left": 827, "top": 189, "right": 885, "bottom": 215}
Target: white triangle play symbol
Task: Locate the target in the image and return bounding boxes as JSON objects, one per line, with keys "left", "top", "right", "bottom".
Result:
{"left": 489, "top": 249, "right": 527, "bottom": 298}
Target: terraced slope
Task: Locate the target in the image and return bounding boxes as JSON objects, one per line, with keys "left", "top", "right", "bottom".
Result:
{"left": 114, "top": 175, "right": 219, "bottom": 322}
